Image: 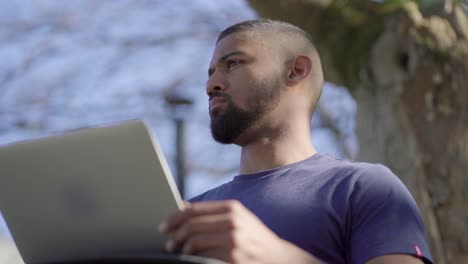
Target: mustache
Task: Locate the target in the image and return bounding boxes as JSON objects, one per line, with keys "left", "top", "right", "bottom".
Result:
{"left": 210, "top": 91, "right": 231, "bottom": 101}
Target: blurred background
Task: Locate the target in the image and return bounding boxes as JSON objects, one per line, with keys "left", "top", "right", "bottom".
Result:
{"left": 1, "top": 0, "right": 467, "bottom": 263}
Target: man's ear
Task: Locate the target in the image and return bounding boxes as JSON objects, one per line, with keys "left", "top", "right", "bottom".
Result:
{"left": 286, "top": 55, "right": 312, "bottom": 85}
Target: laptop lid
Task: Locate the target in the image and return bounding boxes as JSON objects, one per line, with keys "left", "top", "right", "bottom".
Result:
{"left": 0, "top": 120, "right": 183, "bottom": 263}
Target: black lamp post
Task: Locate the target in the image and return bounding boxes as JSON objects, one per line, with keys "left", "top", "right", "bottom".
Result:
{"left": 164, "top": 91, "right": 193, "bottom": 199}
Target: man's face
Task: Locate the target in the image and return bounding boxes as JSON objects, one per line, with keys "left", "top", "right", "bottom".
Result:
{"left": 206, "top": 32, "right": 283, "bottom": 144}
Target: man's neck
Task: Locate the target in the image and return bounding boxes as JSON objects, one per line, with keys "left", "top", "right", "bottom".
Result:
{"left": 238, "top": 122, "right": 317, "bottom": 175}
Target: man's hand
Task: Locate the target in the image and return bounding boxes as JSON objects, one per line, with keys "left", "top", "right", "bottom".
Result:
{"left": 159, "top": 200, "right": 323, "bottom": 264}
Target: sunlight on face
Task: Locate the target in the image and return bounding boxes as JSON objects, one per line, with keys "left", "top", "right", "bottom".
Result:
{"left": 208, "top": 33, "right": 283, "bottom": 144}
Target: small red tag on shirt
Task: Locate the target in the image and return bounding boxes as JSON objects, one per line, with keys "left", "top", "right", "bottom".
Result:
{"left": 414, "top": 244, "right": 423, "bottom": 257}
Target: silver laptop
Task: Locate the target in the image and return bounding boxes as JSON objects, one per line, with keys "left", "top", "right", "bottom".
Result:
{"left": 0, "top": 120, "right": 184, "bottom": 263}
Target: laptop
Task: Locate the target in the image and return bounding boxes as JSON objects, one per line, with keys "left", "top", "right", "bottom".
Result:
{"left": 0, "top": 120, "right": 194, "bottom": 263}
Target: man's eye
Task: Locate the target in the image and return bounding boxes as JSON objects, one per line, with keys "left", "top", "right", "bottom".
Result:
{"left": 227, "top": 60, "right": 241, "bottom": 69}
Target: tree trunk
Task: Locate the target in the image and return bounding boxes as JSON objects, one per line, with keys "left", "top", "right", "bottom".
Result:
{"left": 248, "top": 1, "right": 468, "bottom": 263}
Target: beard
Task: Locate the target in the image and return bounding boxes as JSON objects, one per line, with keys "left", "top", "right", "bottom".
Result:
{"left": 210, "top": 75, "right": 281, "bottom": 144}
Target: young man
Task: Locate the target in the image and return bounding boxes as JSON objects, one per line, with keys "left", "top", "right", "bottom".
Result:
{"left": 159, "top": 19, "right": 433, "bottom": 264}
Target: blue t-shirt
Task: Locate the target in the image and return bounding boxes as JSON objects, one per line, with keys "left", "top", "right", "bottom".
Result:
{"left": 190, "top": 153, "right": 433, "bottom": 264}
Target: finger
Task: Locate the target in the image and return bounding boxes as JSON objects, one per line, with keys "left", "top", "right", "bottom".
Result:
{"left": 159, "top": 202, "right": 192, "bottom": 233}
{"left": 180, "top": 232, "right": 235, "bottom": 255}
{"left": 167, "top": 213, "right": 237, "bottom": 251}
{"left": 161, "top": 200, "right": 241, "bottom": 233}
{"left": 196, "top": 248, "right": 233, "bottom": 263}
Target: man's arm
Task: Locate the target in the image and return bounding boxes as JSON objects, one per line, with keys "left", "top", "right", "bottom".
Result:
{"left": 159, "top": 200, "right": 324, "bottom": 264}
{"left": 349, "top": 165, "right": 433, "bottom": 264}
{"left": 366, "top": 254, "right": 424, "bottom": 264}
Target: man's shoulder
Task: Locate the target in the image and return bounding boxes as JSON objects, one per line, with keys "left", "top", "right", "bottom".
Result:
{"left": 189, "top": 154, "right": 398, "bottom": 202}
{"left": 321, "top": 155, "right": 404, "bottom": 192}
{"left": 290, "top": 154, "right": 408, "bottom": 203}
{"left": 298, "top": 153, "right": 393, "bottom": 181}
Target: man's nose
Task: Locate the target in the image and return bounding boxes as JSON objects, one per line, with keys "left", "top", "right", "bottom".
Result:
{"left": 206, "top": 74, "right": 226, "bottom": 97}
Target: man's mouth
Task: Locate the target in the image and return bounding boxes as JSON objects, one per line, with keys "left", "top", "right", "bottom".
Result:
{"left": 209, "top": 97, "right": 228, "bottom": 112}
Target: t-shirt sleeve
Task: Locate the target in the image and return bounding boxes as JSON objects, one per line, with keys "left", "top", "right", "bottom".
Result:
{"left": 348, "top": 164, "right": 433, "bottom": 264}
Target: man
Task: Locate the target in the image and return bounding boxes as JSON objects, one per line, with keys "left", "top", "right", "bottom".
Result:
{"left": 159, "top": 19, "right": 433, "bottom": 264}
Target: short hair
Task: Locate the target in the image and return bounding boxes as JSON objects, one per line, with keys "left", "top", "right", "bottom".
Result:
{"left": 217, "top": 19, "right": 315, "bottom": 47}
{"left": 217, "top": 19, "right": 324, "bottom": 117}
